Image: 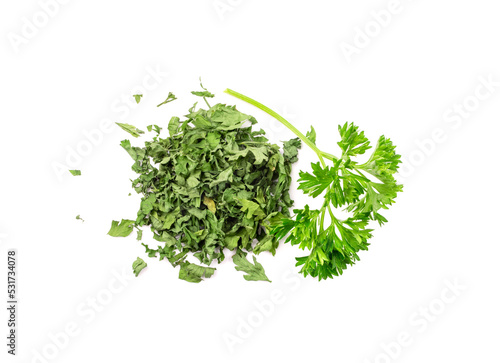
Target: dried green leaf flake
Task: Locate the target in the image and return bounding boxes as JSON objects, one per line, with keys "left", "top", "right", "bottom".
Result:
{"left": 132, "top": 257, "right": 147, "bottom": 277}
{"left": 179, "top": 262, "right": 216, "bottom": 283}
{"left": 192, "top": 78, "right": 215, "bottom": 98}
{"left": 107, "top": 219, "right": 135, "bottom": 237}
{"left": 157, "top": 92, "right": 177, "bottom": 107}
{"left": 168, "top": 116, "right": 180, "bottom": 136}
{"left": 233, "top": 251, "right": 271, "bottom": 282}
{"left": 203, "top": 196, "right": 216, "bottom": 213}
{"left": 116, "top": 123, "right": 145, "bottom": 138}
{"left": 191, "top": 90, "right": 215, "bottom": 98}
{"left": 69, "top": 170, "right": 81, "bottom": 176}
{"left": 133, "top": 94, "right": 143, "bottom": 104}
{"left": 239, "top": 199, "right": 266, "bottom": 220}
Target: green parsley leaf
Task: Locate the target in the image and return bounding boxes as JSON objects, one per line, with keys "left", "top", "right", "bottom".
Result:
{"left": 69, "top": 170, "right": 81, "bottom": 176}
{"left": 233, "top": 250, "right": 271, "bottom": 282}
{"left": 168, "top": 116, "right": 180, "bottom": 136}
{"left": 133, "top": 94, "right": 143, "bottom": 104}
{"left": 157, "top": 92, "right": 177, "bottom": 107}
{"left": 306, "top": 126, "right": 317, "bottom": 145}
{"left": 337, "top": 122, "right": 370, "bottom": 157}
{"left": 179, "top": 262, "right": 216, "bottom": 283}
{"left": 283, "top": 138, "right": 301, "bottom": 163}
{"left": 239, "top": 199, "right": 266, "bottom": 220}
{"left": 203, "top": 196, "right": 216, "bottom": 213}
{"left": 192, "top": 77, "right": 215, "bottom": 98}
{"left": 116, "top": 123, "right": 145, "bottom": 138}
{"left": 76, "top": 215, "right": 85, "bottom": 222}
{"left": 107, "top": 219, "right": 135, "bottom": 237}
{"left": 147, "top": 124, "right": 162, "bottom": 134}
{"left": 132, "top": 257, "right": 147, "bottom": 277}
{"left": 191, "top": 90, "right": 215, "bottom": 98}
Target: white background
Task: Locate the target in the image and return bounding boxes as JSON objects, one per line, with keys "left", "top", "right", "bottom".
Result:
{"left": 1, "top": 0, "right": 499, "bottom": 362}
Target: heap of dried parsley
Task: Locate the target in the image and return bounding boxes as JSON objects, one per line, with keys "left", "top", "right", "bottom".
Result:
{"left": 108, "top": 85, "right": 301, "bottom": 283}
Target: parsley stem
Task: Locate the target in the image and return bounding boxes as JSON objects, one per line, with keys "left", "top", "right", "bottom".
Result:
{"left": 203, "top": 96, "right": 212, "bottom": 109}
{"left": 225, "top": 88, "right": 341, "bottom": 233}
{"left": 320, "top": 151, "right": 339, "bottom": 161}
{"left": 224, "top": 88, "right": 327, "bottom": 165}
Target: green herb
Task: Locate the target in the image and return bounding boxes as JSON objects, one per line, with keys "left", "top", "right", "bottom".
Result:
{"left": 116, "top": 123, "right": 145, "bottom": 138}
{"left": 132, "top": 257, "right": 147, "bottom": 277}
{"left": 233, "top": 250, "right": 271, "bottom": 282}
{"left": 133, "top": 94, "right": 143, "bottom": 104}
{"left": 225, "top": 88, "right": 403, "bottom": 281}
{"left": 156, "top": 92, "right": 177, "bottom": 107}
{"left": 69, "top": 170, "right": 81, "bottom": 176}
{"left": 192, "top": 79, "right": 215, "bottom": 99}
{"left": 107, "top": 219, "right": 135, "bottom": 237}
{"left": 179, "top": 262, "right": 216, "bottom": 283}
{"left": 147, "top": 125, "right": 162, "bottom": 134}
{"left": 191, "top": 78, "right": 215, "bottom": 108}
{"left": 76, "top": 215, "right": 85, "bottom": 222}
{"left": 110, "top": 85, "right": 300, "bottom": 282}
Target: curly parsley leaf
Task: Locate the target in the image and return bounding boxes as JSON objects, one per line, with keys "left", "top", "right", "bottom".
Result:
{"left": 337, "top": 122, "right": 371, "bottom": 157}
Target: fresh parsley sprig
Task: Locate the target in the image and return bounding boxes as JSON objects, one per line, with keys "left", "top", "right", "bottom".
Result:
{"left": 224, "top": 89, "right": 403, "bottom": 280}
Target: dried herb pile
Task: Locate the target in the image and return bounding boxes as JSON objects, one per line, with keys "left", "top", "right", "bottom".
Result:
{"left": 109, "top": 86, "right": 301, "bottom": 282}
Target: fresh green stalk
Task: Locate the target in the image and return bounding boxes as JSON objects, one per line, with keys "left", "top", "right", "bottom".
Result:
{"left": 224, "top": 88, "right": 337, "bottom": 230}
{"left": 224, "top": 89, "right": 336, "bottom": 166}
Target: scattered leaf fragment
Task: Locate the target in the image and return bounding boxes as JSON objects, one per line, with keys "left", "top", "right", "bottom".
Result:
{"left": 107, "top": 219, "right": 135, "bottom": 237}
{"left": 179, "top": 262, "right": 216, "bottom": 283}
{"left": 233, "top": 250, "right": 271, "bottom": 282}
{"left": 133, "top": 94, "right": 143, "bottom": 104}
{"left": 203, "top": 196, "right": 216, "bottom": 213}
{"left": 116, "top": 123, "right": 145, "bottom": 138}
{"left": 157, "top": 92, "right": 177, "bottom": 107}
{"left": 132, "top": 257, "right": 147, "bottom": 277}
